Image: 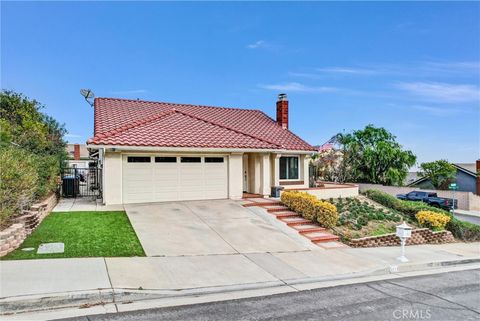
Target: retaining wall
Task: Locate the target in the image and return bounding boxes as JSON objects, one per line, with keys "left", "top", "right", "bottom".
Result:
{"left": 348, "top": 228, "right": 455, "bottom": 248}
{"left": 0, "top": 193, "right": 58, "bottom": 257}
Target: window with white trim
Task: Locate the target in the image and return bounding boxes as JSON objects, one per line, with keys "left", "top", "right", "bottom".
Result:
{"left": 279, "top": 156, "right": 299, "bottom": 180}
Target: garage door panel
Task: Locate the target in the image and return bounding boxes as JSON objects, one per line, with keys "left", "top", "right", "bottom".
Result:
{"left": 179, "top": 191, "right": 204, "bottom": 201}
{"left": 154, "top": 191, "right": 179, "bottom": 201}
{"left": 123, "top": 155, "right": 228, "bottom": 203}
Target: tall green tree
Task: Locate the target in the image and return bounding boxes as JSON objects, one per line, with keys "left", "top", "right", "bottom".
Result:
{"left": 418, "top": 160, "right": 456, "bottom": 190}
{"left": 337, "top": 125, "right": 416, "bottom": 185}
{"left": 0, "top": 90, "right": 68, "bottom": 220}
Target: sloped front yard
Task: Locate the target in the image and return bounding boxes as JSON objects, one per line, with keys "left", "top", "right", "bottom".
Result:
{"left": 330, "top": 196, "right": 416, "bottom": 242}
{"left": 1, "top": 211, "right": 145, "bottom": 260}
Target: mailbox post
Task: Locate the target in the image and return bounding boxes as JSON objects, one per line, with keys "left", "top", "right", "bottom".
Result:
{"left": 396, "top": 221, "right": 412, "bottom": 263}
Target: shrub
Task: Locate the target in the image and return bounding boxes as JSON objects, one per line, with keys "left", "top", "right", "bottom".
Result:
{"left": 281, "top": 191, "right": 338, "bottom": 228}
{"left": 416, "top": 211, "right": 450, "bottom": 230}
{"left": 314, "top": 200, "right": 339, "bottom": 228}
{"left": 33, "top": 154, "right": 60, "bottom": 198}
{"left": 447, "top": 218, "right": 480, "bottom": 242}
{"left": 0, "top": 147, "right": 38, "bottom": 224}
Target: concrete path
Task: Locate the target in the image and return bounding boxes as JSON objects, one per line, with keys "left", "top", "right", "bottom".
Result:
{"left": 57, "top": 269, "right": 480, "bottom": 321}
{"left": 53, "top": 198, "right": 124, "bottom": 212}
{"left": 1, "top": 242, "right": 478, "bottom": 300}
{"left": 124, "top": 200, "right": 307, "bottom": 256}
{"left": 0, "top": 258, "right": 111, "bottom": 298}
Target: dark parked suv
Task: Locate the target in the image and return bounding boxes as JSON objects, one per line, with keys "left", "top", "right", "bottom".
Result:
{"left": 396, "top": 191, "right": 457, "bottom": 210}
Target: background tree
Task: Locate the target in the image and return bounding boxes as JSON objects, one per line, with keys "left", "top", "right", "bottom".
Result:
{"left": 337, "top": 125, "right": 416, "bottom": 186}
{"left": 418, "top": 160, "right": 456, "bottom": 190}
{"left": 0, "top": 90, "right": 67, "bottom": 224}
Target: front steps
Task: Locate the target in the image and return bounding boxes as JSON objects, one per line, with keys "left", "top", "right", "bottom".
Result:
{"left": 243, "top": 200, "right": 345, "bottom": 248}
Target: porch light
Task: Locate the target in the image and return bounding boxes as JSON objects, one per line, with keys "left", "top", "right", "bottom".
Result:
{"left": 396, "top": 221, "right": 412, "bottom": 263}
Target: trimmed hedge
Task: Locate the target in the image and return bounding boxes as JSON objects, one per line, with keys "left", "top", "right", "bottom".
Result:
{"left": 281, "top": 191, "right": 338, "bottom": 228}
{"left": 364, "top": 189, "right": 480, "bottom": 241}
{"left": 364, "top": 189, "right": 449, "bottom": 218}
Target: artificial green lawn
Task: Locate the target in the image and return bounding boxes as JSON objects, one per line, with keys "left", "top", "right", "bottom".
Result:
{"left": 1, "top": 211, "right": 145, "bottom": 260}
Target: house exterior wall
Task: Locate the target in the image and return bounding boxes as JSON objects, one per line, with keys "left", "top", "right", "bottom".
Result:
{"left": 104, "top": 152, "right": 123, "bottom": 205}
{"left": 411, "top": 169, "right": 476, "bottom": 193}
{"left": 277, "top": 154, "right": 309, "bottom": 189}
{"left": 228, "top": 153, "right": 243, "bottom": 199}
{"left": 66, "top": 160, "right": 91, "bottom": 168}
{"left": 102, "top": 150, "right": 311, "bottom": 204}
{"left": 456, "top": 170, "right": 476, "bottom": 193}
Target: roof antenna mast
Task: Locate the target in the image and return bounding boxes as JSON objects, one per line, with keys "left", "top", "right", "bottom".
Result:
{"left": 80, "top": 89, "right": 95, "bottom": 107}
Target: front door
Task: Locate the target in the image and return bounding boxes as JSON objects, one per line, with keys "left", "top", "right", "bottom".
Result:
{"left": 242, "top": 154, "right": 248, "bottom": 192}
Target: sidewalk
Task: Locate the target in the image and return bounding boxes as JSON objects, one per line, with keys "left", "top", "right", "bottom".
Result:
{"left": 1, "top": 242, "right": 479, "bottom": 318}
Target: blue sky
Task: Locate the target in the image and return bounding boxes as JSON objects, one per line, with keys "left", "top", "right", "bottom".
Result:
{"left": 2, "top": 1, "right": 479, "bottom": 167}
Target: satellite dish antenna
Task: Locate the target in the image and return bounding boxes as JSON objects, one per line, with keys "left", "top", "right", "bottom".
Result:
{"left": 80, "top": 89, "right": 95, "bottom": 107}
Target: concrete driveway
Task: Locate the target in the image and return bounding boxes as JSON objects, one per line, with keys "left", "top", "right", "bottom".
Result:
{"left": 125, "top": 200, "right": 308, "bottom": 256}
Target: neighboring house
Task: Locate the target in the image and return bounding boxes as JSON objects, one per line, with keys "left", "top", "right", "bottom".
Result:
{"left": 87, "top": 94, "right": 316, "bottom": 205}
{"left": 408, "top": 162, "right": 479, "bottom": 194}
{"left": 66, "top": 144, "right": 91, "bottom": 168}
{"left": 404, "top": 172, "right": 419, "bottom": 185}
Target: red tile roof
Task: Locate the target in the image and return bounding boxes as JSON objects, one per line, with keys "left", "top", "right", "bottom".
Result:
{"left": 88, "top": 98, "right": 314, "bottom": 151}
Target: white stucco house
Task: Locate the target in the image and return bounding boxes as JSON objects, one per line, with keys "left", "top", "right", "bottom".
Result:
{"left": 87, "top": 94, "right": 316, "bottom": 205}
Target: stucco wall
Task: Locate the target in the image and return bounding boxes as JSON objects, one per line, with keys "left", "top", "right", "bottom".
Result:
{"left": 282, "top": 183, "right": 359, "bottom": 199}
{"left": 358, "top": 183, "right": 478, "bottom": 211}
{"left": 468, "top": 193, "right": 480, "bottom": 211}
{"left": 104, "top": 152, "right": 123, "bottom": 205}
{"left": 228, "top": 153, "right": 243, "bottom": 199}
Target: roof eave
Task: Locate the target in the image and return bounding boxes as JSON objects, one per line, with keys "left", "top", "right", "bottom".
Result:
{"left": 86, "top": 144, "right": 316, "bottom": 154}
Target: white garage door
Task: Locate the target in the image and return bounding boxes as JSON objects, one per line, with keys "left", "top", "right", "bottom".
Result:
{"left": 122, "top": 155, "right": 228, "bottom": 204}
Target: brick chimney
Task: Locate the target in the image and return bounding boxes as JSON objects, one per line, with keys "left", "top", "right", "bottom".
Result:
{"left": 276, "top": 93, "right": 288, "bottom": 129}
{"left": 476, "top": 159, "right": 480, "bottom": 195}
{"left": 74, "top": 144, "right": 81, "bottom": 160}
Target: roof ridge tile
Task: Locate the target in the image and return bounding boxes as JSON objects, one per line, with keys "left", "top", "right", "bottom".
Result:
{"left": 96, "top": 97, "right": 263, "bottom": 113}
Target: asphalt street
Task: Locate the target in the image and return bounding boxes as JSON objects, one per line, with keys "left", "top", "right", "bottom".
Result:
{"left": 454, "top": 213, "right": 480, "bottom": 226}
{"left": 60, "top": 269, "right": 480, "bottom": 321}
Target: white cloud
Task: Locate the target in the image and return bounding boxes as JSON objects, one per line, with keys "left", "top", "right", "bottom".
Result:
{"left": 316, "top": 67, "right": 378, "bottom": 75}
{"left": 110, "top": 89, "right": 148, "bottom": 95}
{"left": 259, "top": 82, "right": 337, "bottom": 93}
{"left": 247, "top": 40, "right": 267, "bottom": 49}
{"left": 411, "top": 105, "right": 460, "bottom": 116}
{"left": 395, "top": 82, "right": 480, "bottom": 103}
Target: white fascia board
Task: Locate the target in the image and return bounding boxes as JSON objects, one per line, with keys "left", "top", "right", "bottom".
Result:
{"left": 86, "top": 144, "right": 315, "bottom": 155}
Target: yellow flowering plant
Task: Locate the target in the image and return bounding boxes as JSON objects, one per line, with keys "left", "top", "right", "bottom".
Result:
{"left": 415, "top": 210, "right": 451, "bottom": 230}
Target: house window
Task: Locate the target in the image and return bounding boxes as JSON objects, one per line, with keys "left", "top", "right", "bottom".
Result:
{"left": 127, "top": 156, "right": 151, "bottom": 163}
{"left": 155, "top": 157, "right": 177, "bottom": 163}
{"left": 205, "top": 157, "right": 224, "bottom": 163}
{"left": 181, "top": 157, "right": 201, "bottom": 163}
{"left": 280, "top": 156, "right": 299, "bottom": 180}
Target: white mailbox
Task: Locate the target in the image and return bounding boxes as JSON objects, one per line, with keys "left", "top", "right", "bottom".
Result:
{"left": 396, "top": 221, "right": 412, "bottom": 238}
{"left": 396, "top": 221, "right": 412, "bottom": 263}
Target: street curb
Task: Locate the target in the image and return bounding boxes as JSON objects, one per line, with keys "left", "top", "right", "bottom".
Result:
{"left": 1, "top": 257, "right": 479, "bottom": 315}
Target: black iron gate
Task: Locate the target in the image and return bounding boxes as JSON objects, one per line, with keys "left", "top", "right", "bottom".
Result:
{"left": 61, "top": 166, "right": 102, "bottom": 199}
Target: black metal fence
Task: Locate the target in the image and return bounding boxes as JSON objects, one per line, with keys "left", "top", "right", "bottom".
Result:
{"left": 61, "top": 167, "right": 102, "bottom": 199}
